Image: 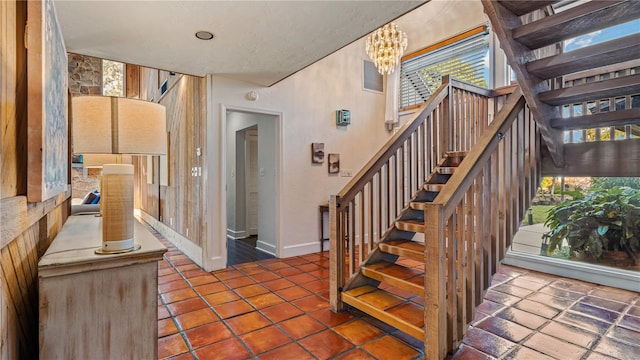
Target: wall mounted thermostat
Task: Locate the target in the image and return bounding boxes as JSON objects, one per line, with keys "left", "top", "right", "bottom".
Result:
{"left": 336, "top": 109, "right": 351, "bottom": 126}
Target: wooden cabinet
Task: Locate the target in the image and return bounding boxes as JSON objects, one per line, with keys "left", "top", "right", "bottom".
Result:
{"left": 38, "top": 215, "right": 166, "bottom": 359}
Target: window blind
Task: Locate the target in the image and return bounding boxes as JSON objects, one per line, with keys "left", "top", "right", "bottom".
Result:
{"left": 400, "top": 30, "right": 490, "bottom": 109}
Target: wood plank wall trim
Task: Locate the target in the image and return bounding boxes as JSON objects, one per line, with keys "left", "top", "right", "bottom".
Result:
{"left": 541, "top": 139, "right": 640, "bottom": 177}
{"left": 0, "top": 190, "right": 70, "bottom": 250}
{"left": 401, "top": 25, "right": 488, "bottom": 62}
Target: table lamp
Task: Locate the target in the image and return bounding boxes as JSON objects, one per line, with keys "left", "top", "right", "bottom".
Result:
{"left": 72, "top": 96, "right": 166, "bottom": 254}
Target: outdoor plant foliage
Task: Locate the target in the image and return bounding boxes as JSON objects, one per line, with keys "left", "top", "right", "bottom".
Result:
{"left": 543, "top": 186, "right": 640, "bottom": 264}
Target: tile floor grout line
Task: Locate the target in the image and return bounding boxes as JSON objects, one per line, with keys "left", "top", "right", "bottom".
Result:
{"left": 153, "top": 229, "right": 423, "bottom": 359}
{"left": 152, "top": 220, "right": 640, "bottom": 359}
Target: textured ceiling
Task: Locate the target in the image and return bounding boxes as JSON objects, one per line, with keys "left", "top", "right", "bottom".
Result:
{"left": 55, "top": 0, "right": 425, "bottom": 86}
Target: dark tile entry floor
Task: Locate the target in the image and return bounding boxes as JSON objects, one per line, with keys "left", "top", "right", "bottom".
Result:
{"left": 151, "top": 227, "right": 640, "bottom": 359}
{"left": 227, "top": 235, "right": 275, "bottom": 267}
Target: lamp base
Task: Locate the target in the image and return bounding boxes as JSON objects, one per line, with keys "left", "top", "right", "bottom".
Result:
{"left": 95, "top": 243, "right": 141, "bottom": 255}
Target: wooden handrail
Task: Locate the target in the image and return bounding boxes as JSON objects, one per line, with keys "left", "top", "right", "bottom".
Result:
{"left": 336, "top": 78, "right": 450, "bottom": 203}
{"left": 448, "top": 78, "right": 492, "bottom": 97}
{"left": 433, "top": 87, "right": 525, "bottom": 216}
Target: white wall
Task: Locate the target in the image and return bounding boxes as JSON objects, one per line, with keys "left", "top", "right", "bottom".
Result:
{"left": 204, "top": 0, "right": 493, "bottom": 270}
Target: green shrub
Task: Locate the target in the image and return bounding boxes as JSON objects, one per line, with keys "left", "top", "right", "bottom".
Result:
{"left": 543, "top": 186, "right": 640, "bottom": 263}
{"left": 591, "top": 177, "right": 640, "bottom": 190}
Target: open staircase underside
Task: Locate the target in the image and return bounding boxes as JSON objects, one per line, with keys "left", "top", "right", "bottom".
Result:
{"left": 483, "top": 0, "right": 640, "bottom": 166}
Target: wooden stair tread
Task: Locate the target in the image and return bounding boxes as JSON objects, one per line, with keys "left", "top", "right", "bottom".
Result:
{"left": 424, "top": 183, "right": 445, "bottom": 192}
{"left": 513, "top": 0, "right": 640, "bottom": 50}
{"left": 410, "top": 200, "right": 431, "bottom": 211}
{"left": 395, "top": 219, "right": 424, "bottom": 233}
{"left": 386, "top": 302, "right": 425, "bottom": 328}
{"left": 362, "top": 261, "right": 424, "bottom": 297}
{"left": 499, "top": 0, "right": 557, "bottom": 16}
{"left": 539, "top": 74, "right": 640, "bottom": 106}
{"left": 550, "top": 108, "right": 640, "bottom": 130}
{"left": 444, "top": 151, "right": 467, "bottom": 157}
{"left": 527, "top": 34, "right": 640, "bottom": 80}
{"left": 342, "top": 286, "right": 424, "bottom": 340}
{"left": 379, "top": 239, "right": 424, "bottom": 261}
{"left": 436, "top": 166, "right": 457, "bottom": 174}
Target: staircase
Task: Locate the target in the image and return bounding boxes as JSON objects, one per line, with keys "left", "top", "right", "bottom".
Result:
{"left": 341, "top": 151, "right": 466, "bottom": 341}
{"left": 483, "top": 0, "right": 640, "bottom": 168}
{"left": 330, "top": 1, "right": 640, "bottom": 359}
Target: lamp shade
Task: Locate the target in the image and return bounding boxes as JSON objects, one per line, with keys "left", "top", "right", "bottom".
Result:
{"left": 72, "top": 96, "right": 167, "bottom": 155}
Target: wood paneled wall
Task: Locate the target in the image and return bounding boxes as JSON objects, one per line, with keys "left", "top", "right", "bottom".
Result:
{"left": 1, "top": 0, "right": 27, "bottom": 197}
{"left": 1, "top": 1, "right": 70, "bottom": 358}
{"left": 131, "top": 66, "right": 206, "bottom": 247}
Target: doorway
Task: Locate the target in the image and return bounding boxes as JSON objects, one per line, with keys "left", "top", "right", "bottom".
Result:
{"left": 225, "top": 110, "right": 278, "bottom": 266}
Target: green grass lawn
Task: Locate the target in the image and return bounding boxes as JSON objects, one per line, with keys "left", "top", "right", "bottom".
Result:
{"left": 523, "top": 205, "right": 554, "bottom": 225}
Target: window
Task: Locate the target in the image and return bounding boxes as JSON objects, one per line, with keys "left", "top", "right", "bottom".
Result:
{"left": 363, "top": 60, "right": 383, "bottom": 93}
{"left": 400, "top": 27, "right": 490, "bottom": 109}
{"left": 102, "top": 59, "right": 125, "bottom": 97}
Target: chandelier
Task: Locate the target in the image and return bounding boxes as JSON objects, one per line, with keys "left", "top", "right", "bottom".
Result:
{"left": 365, "top": 22, "right": 408, "bottom": 75}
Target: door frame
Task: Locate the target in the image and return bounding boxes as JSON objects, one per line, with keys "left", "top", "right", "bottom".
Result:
{"left": 211, "top": 104, "right": 282, "bottom": 269}
{"left": 244, "top": 127, "right": 259, "bottom": 237}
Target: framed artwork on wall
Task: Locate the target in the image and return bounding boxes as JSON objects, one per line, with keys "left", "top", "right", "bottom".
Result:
{"left": 311, "top": 143, "right": 324, "bottom": 164}
{"left": 27, "top": 0, "right": 69, "bottom": 202}
{"left": 328, "top": 153, "right": 340, "bottom": 174}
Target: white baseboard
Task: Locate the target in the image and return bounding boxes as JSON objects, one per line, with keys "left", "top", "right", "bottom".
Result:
{"left": 140, "top": 211, "right": 203, "bottom": 268}
{"left": 256, "top": 240, "right": 276, "bottom": 256}
{"left": 503, "top": 250, "right": 640, "bottom": 292}
{"left": 203, "top": 255, "right": 226, "bottom": 272}
{"left": 281, "top": 241, "right": 321, "bottom": 258}
{"left": 226, "top": 228, "right": 247, "bottom": 240}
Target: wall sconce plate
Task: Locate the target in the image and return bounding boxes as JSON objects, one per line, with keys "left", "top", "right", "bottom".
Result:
{"left": 336, "top": 109, "right": 351, "bottom": 126}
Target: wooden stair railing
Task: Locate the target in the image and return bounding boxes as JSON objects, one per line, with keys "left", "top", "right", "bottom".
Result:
{"left": 329, "top": 76, "right": 533, "bottom": 358}
{"left": 329, "top": 76, "right": 493, "bottom": 313}
{"left": 424, "top": 87, "right": 542, "bottom": 358}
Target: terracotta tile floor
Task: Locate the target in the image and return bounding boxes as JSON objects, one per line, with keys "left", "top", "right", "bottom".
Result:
{"left": 152, "top": 234, "right": 640, "bottom": 359}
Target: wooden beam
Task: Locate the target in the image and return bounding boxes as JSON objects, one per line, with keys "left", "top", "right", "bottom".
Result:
{"left": 562, "top": 59, "right": 640, "bottom": 83}
{"left": 424, "top": 203, "right": 446, "bottom": 360}
{"left": 125, "top": 64, "right": 141, "bottom": 99}
{"left": 550, "top": 108, "right": 640, "bottom": 130}
{"left": 498, "top": 0, "right": 557, "bottom": 16}
{"left": 527, "top": 34, "right": 640, "bottom": 80}
{"left": 539, "top": 74, "right": 640, "bottom": 106}
{"left": 481, "top": 0, "right": 565, "bottom": 166}
{"left": 513, "top": 0, "right": 640, "bottom": 50}
{"left": 541, "top": 139, "right": 640, "bottom": 177}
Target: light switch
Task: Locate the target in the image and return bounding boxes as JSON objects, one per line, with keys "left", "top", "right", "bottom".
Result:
{"left": 259, "top": 168, "right": 265, "bottom": 177}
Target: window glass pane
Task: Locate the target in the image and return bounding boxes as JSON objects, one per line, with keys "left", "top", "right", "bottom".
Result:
{"left": 400, "top": 31, "right": 489, "bottom": 108}
{"left": 103, "top": 60, "right": 124, "bottom": 97}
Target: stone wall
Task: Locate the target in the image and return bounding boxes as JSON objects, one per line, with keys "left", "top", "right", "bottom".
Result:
{"left": 68, "top": 53, "right": 103, "bottom": 198}
{"left": 71, "top": 167, "right": 101, "bottom": 200}
{"left": 68, "top": 53, "right": 102, "bottom": 95}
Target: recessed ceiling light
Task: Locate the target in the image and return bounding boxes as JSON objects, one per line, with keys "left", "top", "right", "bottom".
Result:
{"left": 195, "top": 31, "right": 215, "bottom": 40}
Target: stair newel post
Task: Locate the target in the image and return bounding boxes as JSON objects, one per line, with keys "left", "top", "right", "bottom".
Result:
{"left": 442, "top": 75, "right": 452, "bottom": 156}
{"left": 424, "top": 203, "right": 447, "bottom": 360}
{"left": 329, "top": 195, "right": 345, "bottom": 312}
